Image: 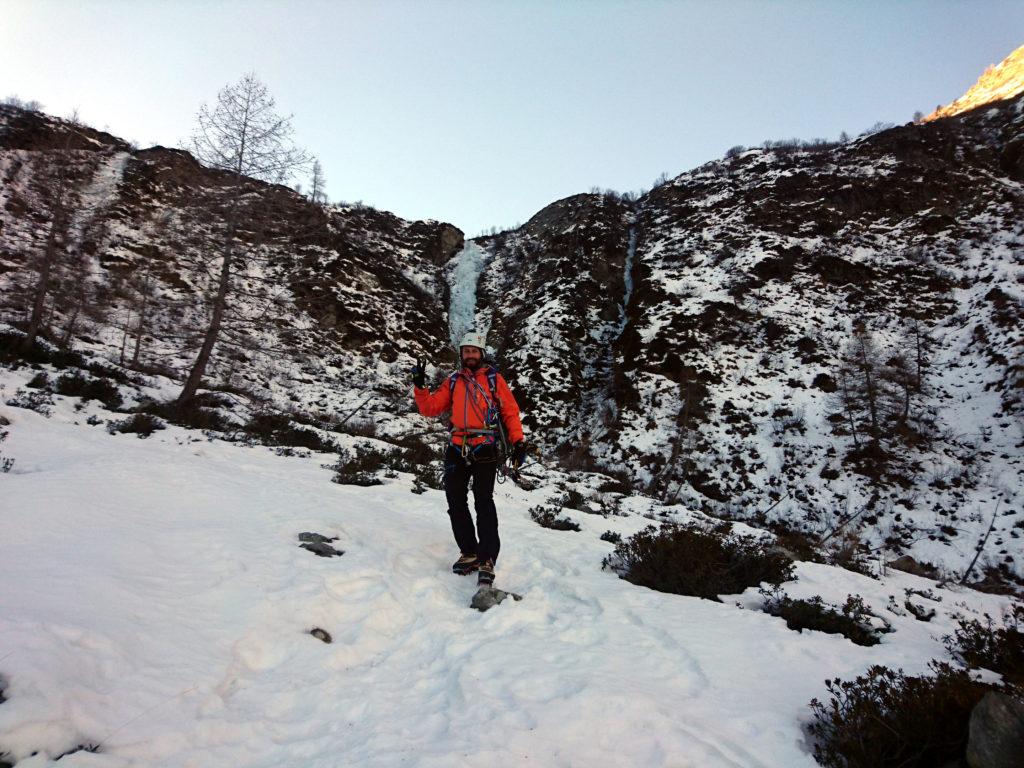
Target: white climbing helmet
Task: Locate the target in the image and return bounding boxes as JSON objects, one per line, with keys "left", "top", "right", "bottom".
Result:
{"left": 458, "top": 331, "right": 487, "bottom": 352}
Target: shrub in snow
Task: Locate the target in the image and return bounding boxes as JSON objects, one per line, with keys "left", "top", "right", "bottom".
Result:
{"left": 558, "top": 488, "right": 589, "bottom": 511}
{"left": 330, "top": 446, "right": 389, "bottom": 486}
{"left": 808, "top": 663, "right": 996, "bottom": 768}
{"left": 244, "top": 412, "right": 336, "bottom": 453}
{"left": 603, "top": 521, "right": 794, "bottom": 601}
{"left": 273, "top": 446, "right": 310, "bottom": 458}
{"left": 901, "top": 588, "right": 939, "bottom": 622}
{"left": 5, "top": 388, "right": 53, "bottom": 416}
{"left": 55, "top": 372, "right": 123, "bottom": 410}
{"left": 600, "top": 530, "right": 622, "bottom": 544}
{"left": 0, "top": 329, "right": 85, "bottom": 370}
{"left": 903, "top": 599, "right": 936, "bottom": 623}
{"left": 107, "top": 413, "right": 166, "bottom": 438}
{"left": 140, "top": 400, "right": 232, "bottom": 432}
{"left": 333, "top": 417, "right": 380, "bottom": 439}
{"left": 412, "top": 462, "right": 444, "bottom": 491}
{"left": 188, "top": 392, "right": 239, "bottom": 410}
{"left": 0, "top": 425, "right": 12, "bottom": 473}
{"left": 822, "top": 529, "right": 876, "bottom": 577}
{"left": 529, "top": 505, "right": 581, "bottom": 532}
{"left": 595, "top": 472, "right": 632, "bottom": 496}
{"left": 394, "top": 438, "right": 436, "bottom": 468}
{"left": 556, "top": 488, "right": 608, "bottom": 515}
{"left": 945, "top": 605, "right": 1024, "bottom": 689}
{"left": 764, "top": 522, "right": 824, "bottom": 563}
{"left": 761, "top": 589, "right": 886, "bottom": 646}
{"left": 25, "top": 372, "right": 49, "bottom": 389}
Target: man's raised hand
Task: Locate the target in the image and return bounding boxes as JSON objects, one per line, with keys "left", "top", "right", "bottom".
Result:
{"left": 411, "top": 357, "right": 426, "bottom": 389}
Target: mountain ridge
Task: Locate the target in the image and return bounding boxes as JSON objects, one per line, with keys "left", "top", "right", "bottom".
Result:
{"left": 1, "top": 83, "right": 1022, "bottom": 583}
{"left": 925, "top": 43, "right": 1024, "bottom": 122}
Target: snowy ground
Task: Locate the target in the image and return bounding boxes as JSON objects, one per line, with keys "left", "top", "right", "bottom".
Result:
{"left": 0, "top": 367, "right": 1018, "bottom": 768}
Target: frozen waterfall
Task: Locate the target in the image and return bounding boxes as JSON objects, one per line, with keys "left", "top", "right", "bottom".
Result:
{"left": 446, "top": 240, "right": 490, "bottom": 347}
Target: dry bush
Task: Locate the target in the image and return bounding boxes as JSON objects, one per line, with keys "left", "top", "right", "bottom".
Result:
{"left": 604, "top": 521, "right": 794, "bottom": 601}
{"left": 808, "top": 663, "right": 994, "bottom": 768}
{"left": 529, "top": 505, "right": 581, "bottom": 532}
{"left": 762, "top": 590, "right": 885, "bottom": 646}
{"left": 945, "top": 605, "right": 1024, "bottom": 688}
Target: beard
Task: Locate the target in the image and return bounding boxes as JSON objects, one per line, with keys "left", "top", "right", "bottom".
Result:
{"left": 462, "top": 356, "right": 481, "bottom": 370}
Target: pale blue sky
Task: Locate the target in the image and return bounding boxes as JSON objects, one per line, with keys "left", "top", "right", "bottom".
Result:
{"left": 3, "top": 1, "right": 1022, "bottom": 235}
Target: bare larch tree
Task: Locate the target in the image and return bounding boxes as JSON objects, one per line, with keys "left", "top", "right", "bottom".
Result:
{"left": 176, "top": 72, "right": 310, "bottom": 406}
{"left": 309, "top": 158, "right": 328, "bottom": 205}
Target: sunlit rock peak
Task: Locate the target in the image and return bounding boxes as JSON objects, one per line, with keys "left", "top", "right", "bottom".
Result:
{"left": 924, "top": 43, "right": 1024, "bottom": 121}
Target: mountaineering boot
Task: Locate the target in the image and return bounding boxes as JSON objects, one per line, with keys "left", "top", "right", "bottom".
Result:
{"left": 477, "top": 559, "right": 495, "bottom": 587}
{"left": 453, "top": 553, "right": 479, "bottom": 575}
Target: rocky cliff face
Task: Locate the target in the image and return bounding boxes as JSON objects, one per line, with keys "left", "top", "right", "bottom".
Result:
{"left": 473, "top": 92, "right": 1024, "bottom": 580}
{"left": 0, "top": 105, "right": 463, "bottom": 430}
{"left": 473, "top": 193, "right": 634, "bottom": 454}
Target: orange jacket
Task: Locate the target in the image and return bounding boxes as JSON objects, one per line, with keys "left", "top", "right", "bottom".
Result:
{"left": 414, "top": 365, "right": 525, "bottom": 446}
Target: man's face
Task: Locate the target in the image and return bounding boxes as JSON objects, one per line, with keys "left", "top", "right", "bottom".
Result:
{"left": 460, "top": 345, "right": 482, "bottom": 370}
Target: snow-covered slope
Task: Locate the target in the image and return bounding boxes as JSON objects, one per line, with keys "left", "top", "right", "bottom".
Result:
{"left": 0, "top": 105, "right": 463, "bottom": 433}
{"left": 473, "top": 93, "right": 1024, "bottom": 582}
{"left": 3, "top": 90, "right": 1023, "bottom": 585}
{"left": 0, "top": 370, "right": 1016, "bottom": 767}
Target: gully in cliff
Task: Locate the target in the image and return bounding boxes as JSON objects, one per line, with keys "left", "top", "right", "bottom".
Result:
{"left": 411, "top": 332, "right": 528, "bottom": 588}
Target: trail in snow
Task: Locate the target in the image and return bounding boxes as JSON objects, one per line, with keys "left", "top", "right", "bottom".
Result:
{"left": 446, "top": 241, "right": 491, "bottom": 347}
{"left": 0, "top": 365, "right": 1015, "bottom": 767}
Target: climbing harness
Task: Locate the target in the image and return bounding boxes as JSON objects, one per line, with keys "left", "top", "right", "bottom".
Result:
{"left": 443, "top": 365, "right": 523, "bottom": 483}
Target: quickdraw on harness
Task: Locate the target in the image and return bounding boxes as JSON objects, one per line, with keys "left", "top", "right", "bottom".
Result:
{"left": 446, "top": 366, "right": 513, "bottom": 478}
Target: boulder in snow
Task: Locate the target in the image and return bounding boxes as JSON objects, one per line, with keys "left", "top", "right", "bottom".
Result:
{"left": 298, "top": 532, "right": 344, "bottom": 558}
{"left": 470, "top": 587, "right": 523, "bottom": 612}
{"left": 309, "top": 628, "right": 332, "bottom": 644}
{"left": 967, "top": 691, "right": 1024, "bottom": 768}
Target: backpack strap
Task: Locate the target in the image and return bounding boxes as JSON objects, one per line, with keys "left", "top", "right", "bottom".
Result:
{"left": 486, "top": 366, "right": 499, "bottom": 411}
{"left": 449, "top": 367, "right": 500, "bottom": 408}
{"left": 446, "top": 365, "right": 510, "bottom": 457}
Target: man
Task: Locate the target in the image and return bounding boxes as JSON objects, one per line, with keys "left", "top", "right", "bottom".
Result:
{"left": 411, "top": 332, "right": 527, "bottom": 587}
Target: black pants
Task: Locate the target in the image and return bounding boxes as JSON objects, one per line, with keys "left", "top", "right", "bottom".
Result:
{"left": 443, "top": 443, "right": 500, "bottom": 564}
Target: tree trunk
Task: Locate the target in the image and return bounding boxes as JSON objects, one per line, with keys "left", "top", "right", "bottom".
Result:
{"left": 119, "top": 310, "right": 132, "bottom": 365}
{"left": 131, "top": 288, "right": 149, "bottom": 368}
{"left": 23, "top": 215, "right": 63, "bottom": 350}
{"left": 839, "top": 367, "right": 861, "bottom": 450}
{"left": 59, "top": 305, "right": 81, "bottom": 349}
{"left": 914, "top": 322, "right": 924, "bottom": 392}
{"left": 856, "top": 337, "right": 880, "bottom": 440}
{"left": 23, "top": 143, "right": 74, "bottom": 352}
{"left": 176, "top": 215, "right": 236, "bottom": 406}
